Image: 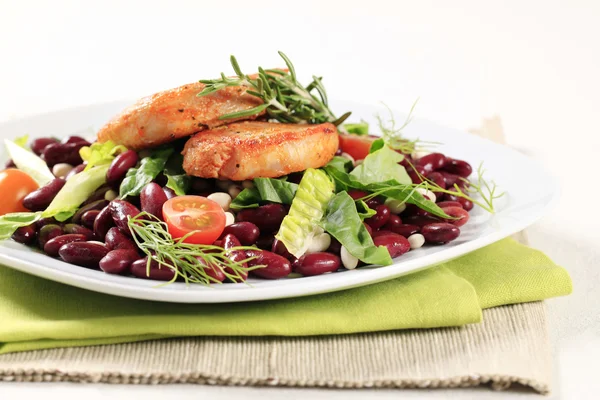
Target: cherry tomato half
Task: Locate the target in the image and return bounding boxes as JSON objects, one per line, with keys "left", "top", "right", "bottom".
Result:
{"left": 338, "top": 134, "right": 376, "bottom": 161}
{"left": 162, "top": 195, "right": 226, "bottom": 244}
{"left": 0, "top": 169, "right": 39, "bottom": 216}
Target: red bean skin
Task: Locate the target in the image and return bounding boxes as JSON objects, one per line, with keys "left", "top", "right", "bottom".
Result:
{"left": 31, "top": 137, "right": 59, "bottom": 155}
{"left": 383, "top": 214, "right": 402, "bottom": 232}
{"left": 363, "top": 222, "right": 373, "bottom": 237}
{"left": 81, "top": 210, "right": 100, "bottom": 229}
{"left": 38, "top": 224, "right": 64, "bottom": 248}
{"left": 35, "top": 217, "right": 58, "bottom": 230}
{"left": 63, "top": 224, "right": 96, "bottom": 241}
{"left": 327, "top": 237, "right": 342, "bottom": 255}
{"left": 140, "top": 182, "right": 168, "bottom": 220}
{"left": 255, "top": 235, "right": 275, "bottom": 250}
{"left": 407, "top": 164, "right": 426, "bottom": 184}
{"left": 22, "top": 178, "right": 66, "bottom": 211}
{"left": 106, "top": 150, "right": 139, "bottom": 184}
{"left": 65, "top": 163, "right": 85, "bottom": 180}
{"left": 348, "top": 190, "right": 382, "bottom": 208}
{"left": 417, "top": 153, "right": 447, "bottom": 173}
{"left": 109, "top": 200, "right": 141, "bottom": 236}
{"left": 439, "top": 171, "right": 460, "bottom": 188}
{"left": 4, "top": 159, "right": 15, "bottom": 168}
{"left": 58, "top": 242, "right": 109, "bottom": 269}
{"left": 44, "top": 234, "right": 87, "bottom": 257}
{"left": 221, "top": 222, "right": 260, "bottom": 246}
{"left": 436, "top": 201, "right": 463, "bottom": 209}
{"left": 373, "top": 233, "right": 411, "bottom": 258}
{"left": 292, "top": 252, "right": 341, "bottom": 276}
{"left": 61, "top": 136, "right": 91, "bottom": 146}
{"left": 421, "top": 223, "right": 460, "bottom": 244}
{"left": 403, "top": 214, "right": 441, "bottom": 228}
{"left": 389, "top": 223, "right": 420, "bottom": 238}
{"left": 371, "top": 230, "right": 395, "bottom": 238}
{"left": 99, "top": 249, "right": 140, "bottom": 274}
{"left": 197, "top": 259, "right": 226, "bottom": 283}
{"left": 105, "top": 227, "right": 137, "bottom": 251}
{"left": 443, "top": 158, "right": 472, "bottom": 178}
{"left": 426, "top": 171, "right": 447, "bottom": 190}
{"left": 42, "top": 142, "right": 85, "bottom": 167}
{"left": 163, "top": 187, "right": 176, "bottom": 200}
{"left": 246, "top": 250, "right": 292, "bottom": 279}
{"left": 402, "top": 204, "right": 430, "bottom": 217}
{"left": 365, "top": 205, "right": 391, "bottom": 230}
{"left": 441, "top": 206, "right": 470, "bottom": 227}
{"left": 237, "top": 204, "right": 287, "bottom": 234}
{"left": 130, "top": 257, "right": 177, "bottom": 281}
{"left": 12, "top": 224, "right": 37, "bottom": 245}
{"left": 271, "top": 238, "right": 293, "bottom": 260}
{"left": 93, "top": 206, "right": 115, "bottom": 241}
{"left": 83, "top": 185, "right": 111, "bottom": 206}
{"left": 443, "top": 195, "right": 474, "bottom": 211}
{"left": 222, "top": 233, "right": 248, "bottom": 267}
{"left": 72, "top": 199, "right": 109, "bottom": 224}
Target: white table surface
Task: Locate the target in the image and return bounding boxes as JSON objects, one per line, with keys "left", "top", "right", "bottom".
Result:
{"left": 1, "top": 1, "right": 598, "bottom": 398}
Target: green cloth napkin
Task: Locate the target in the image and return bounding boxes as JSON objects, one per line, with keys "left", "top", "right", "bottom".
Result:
{"left": 0, "top": 238, "right": 571, "bottom": 354}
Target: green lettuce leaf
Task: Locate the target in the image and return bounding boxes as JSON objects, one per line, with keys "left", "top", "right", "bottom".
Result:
{"left": 164, "top": 152, "right": 191, "bottom": 196}
{"left": 275, "top": 169, "right": 334, "bottom": 258}
{"left": 356, "top": 199, "right": 376, "bottom": 220}
{"left": 0, "top": 212, "right": 42, "bottom": 240}
{"left": 43, "top": 164, "right": 110, "bottom": 222}
{"left": 350, "top": 144, "right": 411, "bottom": 185}
{"left": 230, "top": 178, "right": 299, "bottom": 210}
{"left": 119, "top": 148, "right": 173, "bottom": 198}
{"left": 14, "top": 135, "right": 29, "bottom": 148}
{"left": 319, "top": 192, "right": 392, "bottom": 265}
{"left": 369, "top": 138, "right": 385, "bottom": 153}
{"left": 4, "top": 139, "right": 54, "bottom": 186}
{"left": 80, "top": 140, "right": 127, "bottom": 171}
{"left": 343, "top": 121, "right": 369, "bottom": 135}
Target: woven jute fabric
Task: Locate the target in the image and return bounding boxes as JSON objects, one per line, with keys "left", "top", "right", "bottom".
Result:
{"left": 0, "top": 302, "right": 551, "bottom": 393}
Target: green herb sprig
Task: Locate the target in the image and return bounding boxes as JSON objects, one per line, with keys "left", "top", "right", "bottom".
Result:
{"left": 198, "top": 51, "right": 351, "bottom": 126}
{"left": 128, "top": 213, "right": 261, "bottom": 285}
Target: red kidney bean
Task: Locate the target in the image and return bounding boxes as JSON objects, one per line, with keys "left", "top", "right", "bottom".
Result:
{"left": 197, "top": 258, "right": 227, "bottom": 283}
{"left": 38, "top": 224, "right": 64, "bottom": 248}
{"left": 94, "top": 206, "right": 115, "bottom": 240}
{"left": 212, "top": 239, "right": 223, "bottom": 248}
{"left": 163, "top": 187, "right": 176, "bottom": 200}
{"left": 443, "top": 158, "right": 472, "bottom": 178}
{"left": 246, "top": 250, "right": 292, "bottom": 279}
{"left": 106, "top": 150, "right": 139, "bottom": 184}
{"left": 371, "top": 229, "right": 394, "bottom": 238}
{"left": 221, "top": 222, "right": 260, "bottom": 246}
{"left": 271, "top": 238, "right": 293, "bottom": 260}
{"left": 61, "top": 135, "right": 91, "bottom": 145}
{"left": 399, "top": 155, "right": 414, "bottom": 167}
{"left": 443, "top": 195, "right": 474, "bottom": 211}
{"left": 35, "top": 217, "right": 58, "bottom": 230}
{"left": 31, "top": 137, "right": 59, "bottom": 156}
{"left": 58, "top": 241, "right": 109, "bottom": 269}
{"left": 104, "top": 227, "right": 137, "bottom": 251}
{"left": 64, "top": 224, "right": 96, "bottom": 240}
{"left": 439, "top": 171, "right": 460, "bottom": 188}
{"left": 334, "top": 147, "right": 343, "bottom": 156}
{"left": 383, "top": 214, "right": 402, "bottom": 232}
{"left": 426, "top": 171, "right": 446, "bottom": 189}
{"left": 389, "top": 223, "right": 420, "bottom": 238}
{"left": 109, "top": 200, "right": 141, "bottom": 236}
{"left": 421, "top": 223, "right": 460, "bottom": 244}
{"left": 327, "top": 237, "right": 341, "bottom": 255}
{"left": 417, "top": 153, "right": 447, "bottom": 173}
{"left": 22, "top": 178, "right": 66, "bottom": 211}
{"left": 12, "top": 224, "right": 37, "bottom": 245}
{"left": 363, "top": 222, "right": 373, "bottom": 237}
{"left": 402, "top": 204, "right": 430, "bottom": 217}
{"left": 65, "top": 163, "right": 85, "bottom": 180}
{"left": 407, "top": 163, "right": 426, "bottom": 184}
{"left": 292, "top": 252, "right": 341, "bottom": 276}
{"left": 99, "top": 249, "right": 140, "bottom": 274}
{"left": 255, "top": 235, "right": 275, "bottom": 250}
{"left": 131, "top": 257, "right": 177, "bottom": 281}
{"left": 436, "top": 201, "right": 463, "bottom": 209}
{"left": 403, "top": 214, "right": 441, "bottom": 228}
{"left": 222, "top": 233, "right": 249, "bottom": 280}
{"left": 140, "top": 182, "right": 168, "bottom": 220}
{"left": 72, "top": 199, "right": 109, "bottom": 224}
{"left": 237, "top": 204, "right": 287, "bottom": 233}
{"left": 365, "top": 204, "right": 391, "bottom": 230}
{"left": 441, "top": 206, "right": 470, "bottom": 227}
{"left": 44, "top": 234, "right": 87, "bottom": 257}
{"left": 5, "top": 159, "right": 16, "bottom": 168}
{"left": 348, "top": 189, "right": 382, "bottom": 208}
{"left": 42, "top": 142, "right": 85, "bottom": 167}
{"left": 81, "top": 210, "right": 100, "bottom": 229}
{"left": 373, "top": 233, "right": 411, "bottom": 258}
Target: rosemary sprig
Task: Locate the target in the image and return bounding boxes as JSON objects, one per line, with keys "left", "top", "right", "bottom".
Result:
{"left": 128, "top": 213, "right": 261, "bottom": 285}
{"left": 198, "top": 51, "right": 351, "bottom": 126}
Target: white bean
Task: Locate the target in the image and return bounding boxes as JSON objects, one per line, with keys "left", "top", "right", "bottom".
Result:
{"left": 207, "top": 192, "right": 232, "bottom": 211}
{"left": 104, "top": 190, "right": 118, "bottom": 201}
{"left": 228, "top": 185, "right": 242, "bottom": 199}
{"left": 340, "top": 152, "right": 356, "bottom": 166}
{"left": 307, "top": 233, "right": 331, "bottom": 254}
{"left": 341, "top": 246, "right": 359, "bottom": 270}
{"left": 224, "top": 212, "right": 235, "bottom": 226}
{"left": 407, "top": 233, "right": 425, "bottom": 249}
{"left": 416, "top": 187, "right": 436, "bottom": 203}
{"left": 384, "top": 198, "right": 406, "bottom": 214}
{"left": 52, "top": 163, "right": 73, "bottom": 178}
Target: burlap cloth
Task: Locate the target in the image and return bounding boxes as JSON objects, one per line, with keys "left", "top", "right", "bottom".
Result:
{"left": 0, "top": 117, "right": 553, "bottom": 394}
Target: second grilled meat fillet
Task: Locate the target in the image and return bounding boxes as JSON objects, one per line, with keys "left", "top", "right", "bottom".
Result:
{"left": 182, "top": 121, "right": 339, "bottom": 181}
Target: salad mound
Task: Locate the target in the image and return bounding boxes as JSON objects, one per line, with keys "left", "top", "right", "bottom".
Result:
{"left": 0, "top": 52, "right": 501, "bottom": 285}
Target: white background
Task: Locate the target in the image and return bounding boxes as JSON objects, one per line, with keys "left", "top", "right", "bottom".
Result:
{"left": 0, "top": 0, "right": 599, "bottom": 398}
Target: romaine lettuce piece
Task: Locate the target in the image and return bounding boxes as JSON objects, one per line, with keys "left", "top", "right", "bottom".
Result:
{"left": 350, "top": 144, "right": 411, "bottom": 185}
{"left": 4, "top": 139, "right": 54, "bottom": 186}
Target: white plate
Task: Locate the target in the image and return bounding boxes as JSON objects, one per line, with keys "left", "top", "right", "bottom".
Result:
{"left": 0, "top": 100, "right": 558, "bottom": 303}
